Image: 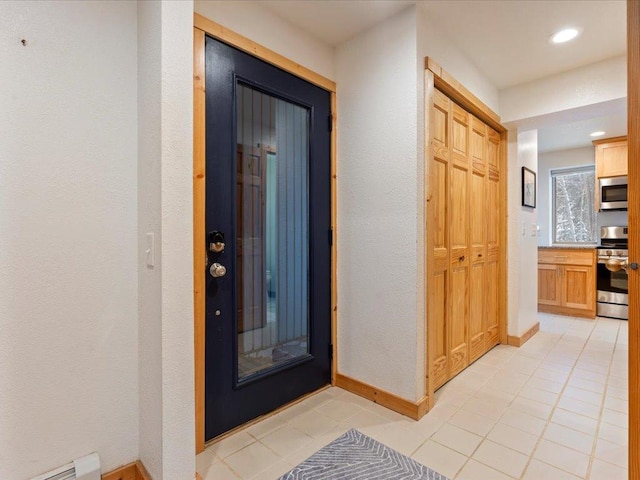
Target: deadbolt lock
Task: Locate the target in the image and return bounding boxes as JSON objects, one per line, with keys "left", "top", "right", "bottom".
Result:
{"left": 209, "top": 231, "right": 225, "bottom": 253}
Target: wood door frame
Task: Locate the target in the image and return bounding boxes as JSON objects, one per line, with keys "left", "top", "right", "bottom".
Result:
{"left": 628, "top": 1, "right": 639, "bottom": 477}
{"left": 424, "top": 57, "right": 508, "bottom": 409}
{"left": 193, "top": 14, "right": 338, "bottom": 454}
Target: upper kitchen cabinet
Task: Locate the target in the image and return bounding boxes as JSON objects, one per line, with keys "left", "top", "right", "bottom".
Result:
{"left": 593, "top": 136, "right": 627, "bottom": 178}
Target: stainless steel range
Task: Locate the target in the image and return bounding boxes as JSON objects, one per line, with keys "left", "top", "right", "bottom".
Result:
{"left": 597, "top": 226, "right": 629, "bottom": 320}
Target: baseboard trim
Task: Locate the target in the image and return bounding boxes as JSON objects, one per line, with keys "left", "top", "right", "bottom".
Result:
{"left": 102, "top": 460, "right": 195, "bottom": 480}
{"left": 507, "top": 322, "right": 540, "bottom": 347}
{"left": 335, "top": 373, "right": 429, "bottom": 420}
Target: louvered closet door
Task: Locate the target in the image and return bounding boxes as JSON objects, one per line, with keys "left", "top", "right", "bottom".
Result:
{"left": 485, "top": 127, "right": 501, "bottom": 349}
{"left": 431, "top": 89, "right": 451, "bottom": 390}
{"left": 469, "top": 116, "right": 487, "bottom": 362}
{"left": 448, "top": 103, "right": 470, "bottom": 378}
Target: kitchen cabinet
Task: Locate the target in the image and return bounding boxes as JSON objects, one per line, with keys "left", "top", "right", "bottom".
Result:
{"left": 538, "top": 248, "right": 596, "bottom": 318}
{"left": 594, "top": 136, "right": 627, "bottom": 178}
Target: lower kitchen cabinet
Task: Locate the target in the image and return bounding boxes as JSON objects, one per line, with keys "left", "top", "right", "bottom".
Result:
{"left": 538, "top": 248, "right": 596, "bottom": 318}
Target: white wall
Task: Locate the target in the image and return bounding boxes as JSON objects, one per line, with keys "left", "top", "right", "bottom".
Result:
{"left": 500, "top": 56, "right": 627, "bottom": 125}
{"left": 336, "top": 6, "right": 421, "bottom": 401}
{"left": 417, "top": 5, "right": 500, "bottom": 114}
{"left": 0, "top": 1, "right": 138, "bottom": 478}
{"left": 507, "top": 130, "right": 539, "bottom": 337}
{"left": 194, "top": 0, "right": 335, "bottom": 81}
{"left": 138, "top": 1, "right": 195, "bottom": 479}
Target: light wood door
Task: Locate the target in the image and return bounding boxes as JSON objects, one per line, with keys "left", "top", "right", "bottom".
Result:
{"left": 431, "top": 89, "right": 451, "bottom": 390}
{"left": 485, "top": 127, "right": 501, "bottom": 349}
{"left": 538, "top": 264, "right": 561, "bottom": 306}
{"left": 469, "top": 116, "right": 487, "bottom": 362}
{"left": 562, "top": 265, "right": 594, "bottom": 311}
{"left": 449, "top": 103, "right": 470, "bottom": 377}
{"left": 428, "top": 88, "right": 503, "bottom": 391}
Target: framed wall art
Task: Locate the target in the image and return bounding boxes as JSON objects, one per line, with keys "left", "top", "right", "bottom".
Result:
{"left": 522, "top": 166, "right": 536, "bottom": 208}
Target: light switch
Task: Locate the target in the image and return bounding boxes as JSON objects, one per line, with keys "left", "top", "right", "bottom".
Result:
{"left": 146, "top": 232, "right": 155, "bottom": 268}
{"left": 522, "top": 221, "right": 527, "bottom": 237}
{"left": 531, "top": 223, "right": 538, "bottom": 237}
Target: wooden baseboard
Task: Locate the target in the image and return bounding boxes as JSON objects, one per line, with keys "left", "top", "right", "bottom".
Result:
{"left": 102, "top": 462, "right": 142, "bottom": 480}
{"left": 103, "top": 460, "right": 195, "bottom": 480}
{"left": 507, "top": 322, "right": 540, "bottom": 347}
{"left": 335, "top": 373, "right": 429, "bottom": 420}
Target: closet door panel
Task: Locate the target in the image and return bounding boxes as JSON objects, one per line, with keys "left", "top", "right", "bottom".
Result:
{"left": 448, "top": 103, "right": 469, "bottom": 375}
{"left": 430, "top": 89, "right": 451, "bottom": 389}
{"left": 469, "top": 117, "right": 487, "bottom": 360}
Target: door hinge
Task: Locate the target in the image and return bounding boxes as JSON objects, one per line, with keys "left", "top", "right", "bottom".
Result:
{"left": 329, "top": 228, "right": 333, "bottom": 246}
{"left": 328, "top": 114, "right": 333, "bottom": 132}
{"left": 329, "top": 343, "right": 334, "bottom": 360}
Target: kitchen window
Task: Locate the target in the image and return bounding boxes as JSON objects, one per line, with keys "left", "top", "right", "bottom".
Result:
{"left": 552, "top": 166, "right": 598, "bottom": 244}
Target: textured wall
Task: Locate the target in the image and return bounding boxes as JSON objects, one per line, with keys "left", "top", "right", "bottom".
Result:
{"left": 194, "top": 0, "right": 335, "bottom": 81}
{"left": 138, "top": 1, "right": 195, "bottom": 479}
{"left": 336, "top": 7, "right": 421, "bottom": 401}
{"left": 0, "top": 1, "right": 138, "bottom": 477}
{"left": 417, "top": 5, "right": 501, "bottom": 115}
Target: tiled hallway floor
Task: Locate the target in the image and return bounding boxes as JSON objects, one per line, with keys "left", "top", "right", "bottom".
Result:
{"left": 197, "top": 313, "right": 629, "bottom": 480}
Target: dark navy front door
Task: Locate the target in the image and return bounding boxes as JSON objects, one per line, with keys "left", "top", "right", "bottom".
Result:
{"left": 204, "top": 36, "right": 332, "bottom": 440}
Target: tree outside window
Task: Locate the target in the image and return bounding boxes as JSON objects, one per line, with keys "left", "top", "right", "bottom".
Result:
{"left": 552, "top": 166, "right": 598, "bottom": 244}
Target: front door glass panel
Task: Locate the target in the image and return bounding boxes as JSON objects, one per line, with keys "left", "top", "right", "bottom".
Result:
{"left": 236, "top": 82, "right": 310, "bottom": 382}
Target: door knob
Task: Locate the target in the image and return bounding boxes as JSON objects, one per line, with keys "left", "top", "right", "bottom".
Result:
{"left": 209, "top": 263, "right": 227, "bottom": 278}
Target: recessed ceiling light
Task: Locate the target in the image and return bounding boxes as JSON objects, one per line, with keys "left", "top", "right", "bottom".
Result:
{"left": 549, "top": 28, "right": 580, "bottom": 44}
{"left": 590, "top": 131, "right": 606, "bottom": 137}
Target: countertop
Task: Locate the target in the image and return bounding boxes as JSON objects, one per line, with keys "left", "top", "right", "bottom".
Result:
{"left": 538, "top": 245, "right": 597, "bottom": 250}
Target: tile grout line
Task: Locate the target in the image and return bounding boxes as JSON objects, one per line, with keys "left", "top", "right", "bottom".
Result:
{"left": 518, "top": 314, "right": 598, "bottom": 479}
{"left": 443, "top": 315, "right": 569, "bottom": 479}
{"left": 585, "top": 320, "right": 623, "bottom": 478}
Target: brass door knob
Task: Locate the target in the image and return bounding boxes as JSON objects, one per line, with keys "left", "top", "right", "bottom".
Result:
{"left": 209, "top": 263, "right": 227, "bottom": 278}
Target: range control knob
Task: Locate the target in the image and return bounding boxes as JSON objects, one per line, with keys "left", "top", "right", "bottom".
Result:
{"left": 606, "top": 250, "right": 613, "bottom": 256}
{"left": 616, "top": 250, "right": 624, "bottom": 256}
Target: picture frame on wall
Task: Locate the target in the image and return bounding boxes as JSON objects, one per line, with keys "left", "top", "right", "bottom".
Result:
{"left": 522, "top": 166, "right": 536, "bottom": 208}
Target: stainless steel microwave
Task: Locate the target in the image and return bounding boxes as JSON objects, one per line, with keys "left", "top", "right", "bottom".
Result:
{"left": 599, "top": 176, "right": 628, "bottom": 211}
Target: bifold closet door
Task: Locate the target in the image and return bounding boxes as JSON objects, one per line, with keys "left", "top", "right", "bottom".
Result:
{"left": 430, "top": 88, "right": 503, "bottom": 389}
{"left": 448, "top": 104, "right": 470, "bottom": 378}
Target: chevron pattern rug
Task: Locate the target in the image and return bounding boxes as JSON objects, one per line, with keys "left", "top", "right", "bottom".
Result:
{"left": 278, "top": 429, "right": 449, "bottom": 480}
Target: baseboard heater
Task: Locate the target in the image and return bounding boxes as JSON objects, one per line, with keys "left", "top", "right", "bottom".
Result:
{"left": 31, "top": 453, "right": 100, "bottom": 480}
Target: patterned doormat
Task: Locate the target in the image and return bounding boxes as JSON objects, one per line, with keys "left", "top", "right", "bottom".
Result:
{"left": 278, "top": 429, "right": 450, "bottom": 480}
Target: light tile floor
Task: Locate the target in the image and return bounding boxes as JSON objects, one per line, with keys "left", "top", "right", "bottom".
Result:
{"left": 197, "top": 313, "right": 629, "bottom": 480}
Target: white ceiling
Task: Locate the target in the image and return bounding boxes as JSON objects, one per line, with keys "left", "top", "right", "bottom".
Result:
{"left": 261, "top": 0, "right": 626, "bottom": 90}
{"left": 260, "top": 0, "right": 627, "bottom": 153}
{"left": 418, "top": 0, "right": 626, "bottom": 89}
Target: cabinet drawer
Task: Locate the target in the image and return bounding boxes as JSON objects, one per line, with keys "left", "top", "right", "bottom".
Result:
{"left": 538, "top": 249, "right": 594, "bottom": 266}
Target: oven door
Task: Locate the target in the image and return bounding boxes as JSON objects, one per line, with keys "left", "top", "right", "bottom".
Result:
{"left": 596, "top": 260, "right": 629, "bottom": 319}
